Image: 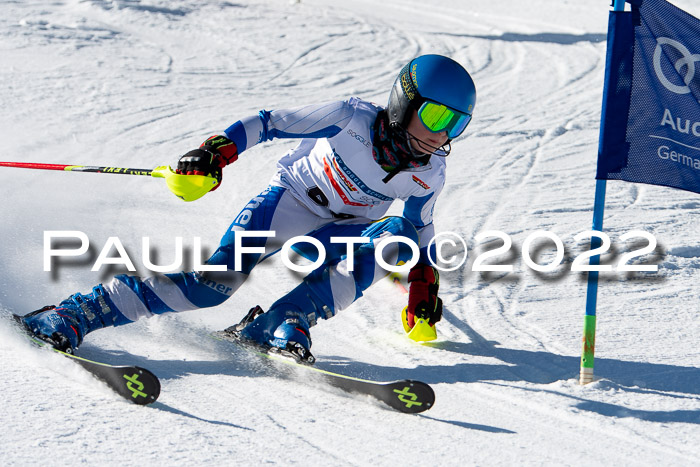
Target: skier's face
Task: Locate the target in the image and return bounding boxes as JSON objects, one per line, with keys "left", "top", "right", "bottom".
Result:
{"left": 406, "top": 110, "right": 449, "bottom": 154}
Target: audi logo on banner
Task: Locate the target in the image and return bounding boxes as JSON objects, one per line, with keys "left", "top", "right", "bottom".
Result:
{"left": 653, "top": 37, "right": 700, "bottom": 99}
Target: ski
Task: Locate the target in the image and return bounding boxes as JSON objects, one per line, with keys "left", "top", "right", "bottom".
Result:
{"left": 213, "top": 330, "right": 435, "bottom": 414}
{"left": 11, "top": 315, "right": 160, "bottom": 405}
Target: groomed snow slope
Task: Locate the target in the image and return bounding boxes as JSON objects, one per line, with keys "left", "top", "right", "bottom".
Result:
{"left": 0, "top": 0, "right": 698, "bottom": 465}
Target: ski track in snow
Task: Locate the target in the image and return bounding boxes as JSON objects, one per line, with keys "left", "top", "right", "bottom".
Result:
{"left": 1, "top": 0, "right": 699, "bottom": 465}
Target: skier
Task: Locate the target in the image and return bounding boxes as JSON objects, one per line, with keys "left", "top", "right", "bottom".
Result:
{"left": 19, "top": 54, "right": 476, "bottom": 362}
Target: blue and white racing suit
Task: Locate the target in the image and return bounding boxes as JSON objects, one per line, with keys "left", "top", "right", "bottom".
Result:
{"left": 103, "top": 97, "right": 446, "bottom": 323}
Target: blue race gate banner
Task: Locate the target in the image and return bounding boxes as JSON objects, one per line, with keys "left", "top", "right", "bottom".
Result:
{"left": 597, "top": 0, "right": 700, "bottom": 195}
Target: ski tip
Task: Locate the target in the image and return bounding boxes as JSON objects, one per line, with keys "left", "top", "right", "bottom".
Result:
{"left": 129, "top": 366, "right": 161, "bottom": 405}
{"left": 383, "top": 380, "right": 435, "bottom": 414}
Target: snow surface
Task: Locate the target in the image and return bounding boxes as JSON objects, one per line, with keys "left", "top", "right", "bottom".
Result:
{"left": 1, "top": 0, "right": 699, "bottom": 465}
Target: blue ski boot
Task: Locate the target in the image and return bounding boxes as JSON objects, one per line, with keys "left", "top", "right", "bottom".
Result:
{"left": 18, "top": 285, "right": 128, "bottom": 353}
{"left": 226, "top": 282, "right": 332, "bottom": 364}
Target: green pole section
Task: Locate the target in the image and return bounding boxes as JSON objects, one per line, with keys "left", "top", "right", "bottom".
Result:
{"left": 580, "top": 315, "right": 597, "bottom": 382}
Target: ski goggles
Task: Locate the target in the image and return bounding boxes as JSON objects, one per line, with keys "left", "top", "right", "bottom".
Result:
{"left": 417, "top": 100, "right": 472, "bottom": 138}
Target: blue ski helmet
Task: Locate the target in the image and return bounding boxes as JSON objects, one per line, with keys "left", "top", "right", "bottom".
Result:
{"left": 387, "top": 54, "right": 476, "bottom": 139}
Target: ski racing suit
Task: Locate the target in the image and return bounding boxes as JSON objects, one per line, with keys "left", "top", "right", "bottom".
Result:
{"left": 101, "top": 97, "right": 446, "bottom": 325}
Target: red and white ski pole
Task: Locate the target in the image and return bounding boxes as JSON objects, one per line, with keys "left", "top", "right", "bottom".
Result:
{"left": 0, "top": 161, "right": 218, "bottom": 202}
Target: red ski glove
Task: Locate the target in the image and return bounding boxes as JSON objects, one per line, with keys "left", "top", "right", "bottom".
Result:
{"left": 406, "top": 263, "right": 443, "bottom": 329}
{"left": 177, "top": 135, "right": 238, "bottom": 190}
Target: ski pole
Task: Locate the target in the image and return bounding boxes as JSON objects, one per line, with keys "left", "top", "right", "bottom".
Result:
{"left": 0, "top": 161, "right": 218, "bottom": 202}
{"left": 390, "top": 272, "right": 409, "bottom": 295}
{"left": 0, "top": 161, "right": 153, "bottom": 175}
